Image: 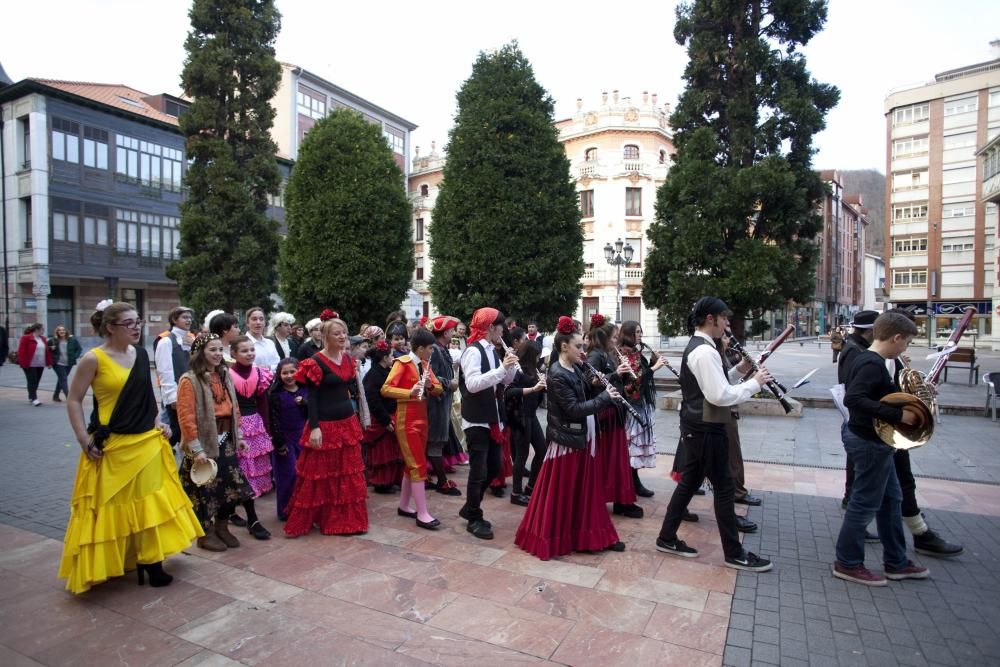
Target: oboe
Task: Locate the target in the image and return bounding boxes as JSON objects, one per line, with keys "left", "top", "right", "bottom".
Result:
{"left": 580, "top": 360, "right": 647, "bottom": 427}
{"left": 724, "top": 335, "right": 792, "bottom": 414}
{"left": 613, "top": 346, "right": 638, "bottom": 379}
{"left": 416, "top": 361, "right": 432, "bottom": 400}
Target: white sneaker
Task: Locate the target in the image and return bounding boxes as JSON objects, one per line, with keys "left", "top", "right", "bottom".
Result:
{"left": 31, "top": 399, "right": 42, "bottom": 406}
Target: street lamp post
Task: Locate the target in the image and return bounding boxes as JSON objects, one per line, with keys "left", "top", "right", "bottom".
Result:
{"left": 604, "top": 238, "right": 634, "bottom": 323}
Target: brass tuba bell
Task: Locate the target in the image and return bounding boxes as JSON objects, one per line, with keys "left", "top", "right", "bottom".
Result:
{"left": 873, "top": 362, "right": 935, "bottom": 450}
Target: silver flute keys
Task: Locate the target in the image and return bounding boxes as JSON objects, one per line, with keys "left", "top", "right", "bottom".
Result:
{"left": 416, "top": 361, "right": 431, "bottom": 400}
{"left": 498, "top": 337, "right": 522, "bottom": 373}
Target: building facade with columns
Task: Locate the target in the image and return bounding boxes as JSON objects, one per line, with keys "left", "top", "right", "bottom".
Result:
{"left": 408, "top": 91, "right": 675, "bottom": 339}
{"left": 884, "top": 45, "right": 1000, "bottom": 345}
{"left": 980, "top": 131, "right": 1000, "bottom": 349}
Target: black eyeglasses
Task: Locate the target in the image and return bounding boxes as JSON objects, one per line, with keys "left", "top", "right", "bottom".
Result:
{"left": 110, "top": 319, "right": 145, "bottom": 330}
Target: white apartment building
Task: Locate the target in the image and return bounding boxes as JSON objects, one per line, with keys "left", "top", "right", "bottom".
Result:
{"left": 885, "top": 43, "right": 1000, "bottom": 345}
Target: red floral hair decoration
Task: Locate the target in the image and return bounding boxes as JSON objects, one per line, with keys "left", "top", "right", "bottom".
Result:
{"left": 320, "top": 308, "right": 338, "bottom": 322}
{"left": 418, "top": 315, "right": 429, "bottom": 328}
{"left": 556, "top": 316, "right": 576, "bottom": 335}
{"left": 375, "top": 340, "right": 389, "bottom": 352}
{"left": 590, "top": 313, "right": 606, "bottom": 329}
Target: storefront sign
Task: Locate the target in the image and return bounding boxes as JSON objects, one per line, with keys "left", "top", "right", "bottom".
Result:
{"left": 932, "top": 301, "right": 991, "bottom": 315}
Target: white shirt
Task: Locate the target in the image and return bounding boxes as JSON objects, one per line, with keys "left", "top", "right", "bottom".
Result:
{"left": 460, "top": 339, "right": 517, "bottom": 431}
{"left": 248, "top": 333, "right": 280, "bottom": 372}
{"left": 686, "top": 331, "right": 761, "bottom": 407}
{"left": 154, "top": 327, "right": 192, "bottom": 406}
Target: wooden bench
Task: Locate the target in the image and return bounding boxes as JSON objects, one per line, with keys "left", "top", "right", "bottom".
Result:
{"left": 942, "top": 347, "right": 980, "bottom": 386}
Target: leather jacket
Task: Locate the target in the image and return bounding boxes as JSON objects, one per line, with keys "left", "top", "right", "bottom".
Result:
{"left": 545, "top": 361, "right": 612, "bottom": 449}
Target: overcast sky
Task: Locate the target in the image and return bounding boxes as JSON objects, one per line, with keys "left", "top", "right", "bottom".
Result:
{"left": 4, "top": 0, "right": 998, "bottom": 171}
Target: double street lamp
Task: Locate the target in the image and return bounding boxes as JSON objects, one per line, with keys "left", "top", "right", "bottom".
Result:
{"left": 604, "top": 238, "right": 634, "bottom": 323}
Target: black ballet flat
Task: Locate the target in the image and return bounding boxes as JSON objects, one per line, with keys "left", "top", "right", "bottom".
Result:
{"left": 605, "top": 541, "right": 627, "bottom": 552}
{"left": 397, "top": 507, "right": 417, "bottom": 518}
{"left": 248, "top": 520, "right": 271, "bottom": 540}
{"left": 416, "top": 517, "right": 441, "bottom": 530}
{"left": 137, "top": 562, "right": 174, "bottom": 587}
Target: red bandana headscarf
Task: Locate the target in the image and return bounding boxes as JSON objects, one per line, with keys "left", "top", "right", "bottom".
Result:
{"left": 467, "top": 307, "right": 499, "bottom": 346}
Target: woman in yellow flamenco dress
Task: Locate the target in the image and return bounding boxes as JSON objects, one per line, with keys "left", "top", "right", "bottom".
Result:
{"left": 59, "top": 301, "right": 203, "bottom": 593}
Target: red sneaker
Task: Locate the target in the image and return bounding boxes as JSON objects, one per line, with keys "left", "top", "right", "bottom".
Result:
{"left": 832, "top": 561, "right": 887, "bottom": 587}
{"left": 884, "top": 561, "right": 930, "bottom": 581}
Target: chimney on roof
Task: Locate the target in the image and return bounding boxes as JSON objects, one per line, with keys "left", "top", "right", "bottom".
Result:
{"left": 576, "top": 98, "right": 583, "bottom": 111}
{"left": 415, "top": 146, "right": 420, "bottom": 158}
{"left": 613, "top": 90, "right": 619, "bottom": 104}
{"left": 602, "top": 91, "right": 608, "bottom": 105}
{"left": 431, "top": 140, "right": 436, "bottom": 154}
{"left": 652, "top": 93, "right": 658, "bottom": 107}
{"left": 643, "top": 91, "right": 649, "bottom": 105}
{"left": 992, "top": 39, "right": 1000, "bottom": 59}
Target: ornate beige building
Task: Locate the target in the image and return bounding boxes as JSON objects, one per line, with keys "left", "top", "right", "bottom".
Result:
{"left": 408, "top": 91, "right": 675, "bottom": 339}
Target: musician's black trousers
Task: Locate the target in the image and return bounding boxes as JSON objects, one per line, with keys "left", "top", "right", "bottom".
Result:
{"left": 511, "top": 416, "right": 544, "bottom": 495}
{"left": 460, "top": 427, "right": 501, "bottom": 522}
{"left": 659, "top": 428, "right": 743, "bottom": 559}
{"left": 844, "top": 433, "right": 919, "bottom": 518}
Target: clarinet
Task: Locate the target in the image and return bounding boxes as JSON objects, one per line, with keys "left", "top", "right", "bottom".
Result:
{"left": 497, "top": 336, "right": 523, "bottom": 373}
{"left": 416, "top": 361, "right": 431, "bottom": 400}
{"left": 724, "top": 335, "right": 793, "bottom": 414}
{"left": 580, "top": 360, "right": 647, "bottom": 427}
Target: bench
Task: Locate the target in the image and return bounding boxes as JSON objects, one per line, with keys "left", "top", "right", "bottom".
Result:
{"left": 942, "top": 347, "right": 980, "bottom": 386}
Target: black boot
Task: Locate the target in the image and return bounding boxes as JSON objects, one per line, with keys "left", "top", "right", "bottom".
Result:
{"left": 632, "top": 469, "right": 654, "bottom": 498}
{"left": 137, "top": 561, "right": 174, "bottom": 587}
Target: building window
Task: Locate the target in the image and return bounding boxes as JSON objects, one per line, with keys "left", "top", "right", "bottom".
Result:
{"left": 115, "top": 135, "right": 139, "bottom": 182}
{"left": 621, "top": 297, "right": 642, "bottom": 323}
{"left": 297, "top": 86, "right": 326, "bottom": 119}
{"left": 584, "top": 147, "right": 598, "bottom": 162}
{"left": 580, "top": 190, "right": 594, "bottom": 218}
{"left": 625, "top": 187, "right": 642, "bottom": 216}
{"left": 267, "top": 181, "right": 285, "bottom": 209}
{"left": 115, "top": 135, "right": 182, "bottom": 191}
{"left": 942, "top": 166, "right": 975, "bottom": 185}
{"left": 383, "top": 125, "right": 405, "bottom": 155}
{"left": 18, "top": 116, "right": 31, "bottom": 169}
{"left": 942, "top": 202, "right": 975, "bottom": 218}
{"left": 892, "top": 136, "right": 928, "bottom": 157}
{"left": 21, "top": 198, "right": 32, "bottom": 248}
{"left": 941, "top": 237, "right": 975, "bottom": 252}
{"left": 892, "top": 237, "right": 927, "bottom": 255}
{"left": 623, "top": 144, "right": 639, "bottom": 160}
{"left": 51, "top": 118, "right": 80, "bottom": 164}
{"left": 116, "top": 209, "right": 140, "bottom": 255}
{"left": 415, "top": 217, "right": 424, "bottom": 241}
{"left": 990, "top": 90, "right": 1000, "bottom": 108}
{"left": 892, "top": 203, "right": 928, "bottom": 222}
{"left": 83, "top": 216, "right": 109, "bottom": 246}
{"left": 893, "top": 104, "right": 929, "bottom": 125}
{"left": 415, "top": 257, "right": 424, "bottom": 281}
{"left": 892, "top": 269, "right": 928, "bottom": 287}
{"left": 83, "top": 127, "right": 109, "bottom": 169}
{"left": 943, "top": 97, "right": 977, "bottom": 116}
{"left": 892, "top": 170, "right": 928, "bottom": 191}
{"left": 943, "top": 132, "right": 976, "bottom": 151}
{"left": 658, "top": 149, "right": 667, "bottom": 164}
{"left": 52, "top": 212, "right": 80, "bottom": 243}
{"left": 420, "top": 184, "right": 429, "bottom": 197}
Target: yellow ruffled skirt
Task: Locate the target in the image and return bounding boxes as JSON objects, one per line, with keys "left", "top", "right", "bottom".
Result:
{"left": 58, "top": 429, "right": 204, "bottom": 594}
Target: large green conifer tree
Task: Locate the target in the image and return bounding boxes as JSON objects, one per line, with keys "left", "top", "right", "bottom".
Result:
{"left": 279, "top": 109, "right": 413, "bottom": 325}
{"left": 643, "top": 0, "right": 840, "bottom": 337}
{"left": 428, "top": 42, "right": 582, "bottom": 327}
{"left": 167, "top": 0, "right": 283, "bottom": 314}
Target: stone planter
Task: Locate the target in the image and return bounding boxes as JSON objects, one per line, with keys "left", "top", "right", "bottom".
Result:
{"left": 658, "top": 391, "right": 803, "bottom": 417}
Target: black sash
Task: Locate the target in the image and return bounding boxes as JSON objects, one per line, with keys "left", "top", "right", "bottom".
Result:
{"left": 88, "top": 347, "right": 158, "bottom": 450}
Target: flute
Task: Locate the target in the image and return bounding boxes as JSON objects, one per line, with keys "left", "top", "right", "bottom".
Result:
{"left": 497, "top": 336, "right": 523, "bottom": 373}
{"left": 416, "top": 361, "right": 432, "bottom": 400}
{"left": 580, "top": 360, "right": 647, "bottom": 427}
{"left": 725, "top": 335, "right": 793, "bottom": 414}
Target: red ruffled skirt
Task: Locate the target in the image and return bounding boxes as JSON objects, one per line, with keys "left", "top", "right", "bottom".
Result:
{"left": 514, "top": 440, "right": 619, "bottom": 561}
{"left": 489, "top": 427, "right": 514, "bottom": 488}
{"left": 362, "top": 422, "right": 404, "bottom": 487}
{"left": 597, "top": 408, "right": 636, "bottom": 505}
{"left": 284, "top": 416, "right": 368, "bottom": 537}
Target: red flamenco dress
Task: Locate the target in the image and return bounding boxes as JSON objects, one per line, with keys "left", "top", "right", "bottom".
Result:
{"left": 361, "top": 359, "right": 405, "bottom": 488}
{"left": 284, "top": 352, "right": 368, "bottom": 536}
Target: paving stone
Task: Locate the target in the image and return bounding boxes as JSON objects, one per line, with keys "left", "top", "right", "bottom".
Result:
{"left": 728, "top": 628, "right": 754, "bottom": 650}
{"left": 729, "top": 612, "right": 755, "bottom": 631}
{"left": 754, "top": 625, "right": 779, "bottom": 646}
{"left": 723, "top": 645, "right": 752, "bottom": 667}
{"left": 751, "top": 641, "right": 780, "bottom": 665}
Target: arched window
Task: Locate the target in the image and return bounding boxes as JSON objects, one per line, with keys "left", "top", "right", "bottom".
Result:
{"left": 584, "top": 147, "right": 598, "bottom": 162}
{"left": 658, "top": 149, "right": 667, "bottom": 164}
{"left": 420, "top": 184, "right": 429, "bottom": 196}
{"left": 623, "top": 145, "right": 640, "bottom": 160}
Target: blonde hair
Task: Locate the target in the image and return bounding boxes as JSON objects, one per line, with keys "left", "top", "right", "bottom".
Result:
{"left": 320, "top": 318, "right": 349, "bottom": 340}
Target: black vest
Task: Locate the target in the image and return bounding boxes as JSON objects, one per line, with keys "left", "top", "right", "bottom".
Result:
{"left": 459, "top": 341, "right": 504, "bottom": 425}
{"left": 155, "top": 331, "right": 189, "bottom": 384}
{"left": 679, "top": 336, "right": 728, "bottom": 432}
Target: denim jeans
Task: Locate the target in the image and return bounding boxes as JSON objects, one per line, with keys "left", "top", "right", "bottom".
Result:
{"left": 835, "top": 427, "right": 907, "bottom": 569}
{"left": 53, "top": 364, "right": 70, "bottom": 399}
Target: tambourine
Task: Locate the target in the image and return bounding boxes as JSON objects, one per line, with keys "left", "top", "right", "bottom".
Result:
{"left": 190, "top": 458, "right": 218, "bottom": 486}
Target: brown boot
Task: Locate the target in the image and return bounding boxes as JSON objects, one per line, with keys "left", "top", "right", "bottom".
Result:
{"left": 198, "top": 522, "right": 228, "bottom": 552}
{"left": 215, "top": 518, "right": 241, "bottom": 548}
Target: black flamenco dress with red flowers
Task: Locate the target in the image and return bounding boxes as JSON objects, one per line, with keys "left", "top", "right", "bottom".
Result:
{"left": 283, "top": 352, "right": 368, "bottom": 536}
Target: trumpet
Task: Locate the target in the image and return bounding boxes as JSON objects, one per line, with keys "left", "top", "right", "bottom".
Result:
{"left": 725, "top": 334, "right": 793, "bottom": 415}
{"left": 497, "top": 336, "right": 522, "bottom": 373}
{"left": 416, "top": 361, "right": 432, "bottom": 400}
{"left": 580, "top": 360, "right": 647, "bottom": 427}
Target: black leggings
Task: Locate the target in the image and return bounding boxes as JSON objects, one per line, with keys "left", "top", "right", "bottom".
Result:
{"left": 23, "top": 366, "right": 44, "bottom": 401}
{"left": 512, "top": 415, "right": 544, "bottom": 494}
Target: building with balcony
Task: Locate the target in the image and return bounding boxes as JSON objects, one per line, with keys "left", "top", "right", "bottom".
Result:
{"left": 407, "top": 142, "right": 444, "bottom": 317}
{"left": 980, "top": 131, "right": 1000, "bottom": 348}
{"left": 272, "top": 63, "right": 417, "bottom": 179}
{"left": 0, "top": 75, "right": 289, "bottom": 346}
{"left": 884, "top": 43, "right": 1000, "bottom": 345}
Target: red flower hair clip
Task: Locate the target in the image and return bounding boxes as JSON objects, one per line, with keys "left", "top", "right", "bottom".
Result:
{"left": 320, "top": 308, "right": 338, "bottom": 322}
{"left": 375, "top": 340, "right": 389, "bottom": 352}
{"left": 557, "top": 316, "right": 576, "bottom": 335}
{"left": 418, "top": 315, "right": 429, "bottom": 327}
{"left": 590, "top": 313, "right": 606, "bottom": 328}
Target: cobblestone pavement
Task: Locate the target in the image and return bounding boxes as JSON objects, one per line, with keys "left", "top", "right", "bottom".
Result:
{"left": 726, "top": 491, "right": 1000, "bottom": 667}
